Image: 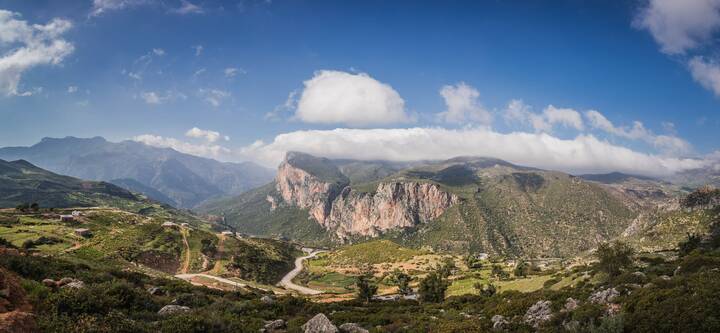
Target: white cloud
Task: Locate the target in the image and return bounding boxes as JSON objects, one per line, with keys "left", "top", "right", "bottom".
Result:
{"left": 584, "top": 110, "right": 692, "bottom": 155}
{"left": 504, "top": 100, "right": 584, "bottom": 132}
{"left": 185, "top": 127, "right": 228, "bottom": 143}
{"left": 139, "top": 90, "right": 186, "bottom": 104}
{"left": 90, "top": 0, "right": 150, "bottom": 17}
{"left": 198, "top": 88, "right": 230, "bottom": 107}
{"left": 634, "top": 0, "right": 720, "bottom": 55}
{"left": 635, "top": 0, "right": 720, "bottom": 96}
{"left": 140, "top": 91, "right": 161, "bottom": 104}
{"left": 192, "top": 45, "right": 203, "bottom": 56}
{"left": 172, "top": 0, "right": 204, "bottom": 15}
{"left": 193, "top": 68, "right": 206, "bottom": 77}
{"left": 224, "top": 67, "right": 244, "bottom": 78}
{"left": 125, "top": 49, "right": 165, "bottom": 81}
{"left": 437, "top": 82, "right": 492, "bottom": 125}
{"left": 237, "top": 127, "right": 705, "bottom": 176}
{"left": 688, "top": 56, "right": 720, "bottom": 96}
{"left": 543, "top": 105, "right": 584, "bottom": 131}
{"left": 266, "top": 90, "right": 298, "bottom": 121}
{"left": 0, "top": 10, "right": 74, "bottom": 96}
{"left": 67, "top": 85, "right": 78, "bottom": 93}
{"left": 293, "top": 70, "right": 411, "bottom": 126}
{"left": 133, "top": 134, "right": 230, "bottom": 159}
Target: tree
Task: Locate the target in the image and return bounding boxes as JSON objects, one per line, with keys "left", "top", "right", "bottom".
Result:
{"left": 390, "top": 270, "right": 413, "bottom": 295}
{"left": 30, "top": 202, "right": 39, "bottom": 211}
{"left": 596, "top": 241, "right": 634, "bottom": 277}
{"left": 418, "top": 271, "right": 449, "bottom": 303}
{"left": 473, "top": 282, "right": 496, "bottom": 297}
{"left": 491, "top": 264, "right": 510, "bottom": 280}
{"left": 464, "top": 255, "right": 484, "bottom": 269}
{"left": 438, "top": 257, "right": 457, "bottom": 278}
{"left": 356, "top": 274, "right": 377, "bottom": 303}
{"left": 514, "top": 259, "right": 530, "bottom": 277}
{"left": 15, "top": 203, "right": 29, "bottom": 212}
{"left": 200, "top": 239, "right": 217, "bottom": 257}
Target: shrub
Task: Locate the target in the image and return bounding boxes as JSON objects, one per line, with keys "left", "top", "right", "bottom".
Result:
{"left": 419, "top": 271, "right": 449, "bottom": 303}
{"left": 596, "top": 241, "right": 634, "bottom": 277}
{"left": 679, "top": 233, "right": 702, "bottom": 256}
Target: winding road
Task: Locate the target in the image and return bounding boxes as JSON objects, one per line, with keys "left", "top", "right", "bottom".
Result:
{"left": 278, "top": 250, "right": 326, "bottom": 295}
{"left": 175, "top": 273, "right": 264, "bottom": 290}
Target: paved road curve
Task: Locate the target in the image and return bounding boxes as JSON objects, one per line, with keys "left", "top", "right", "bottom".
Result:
{"left": 278, "top": 250, "right": 326, "bottom": 295}
{"left": 175, "top": 273, "right": 278, "bottom": 293}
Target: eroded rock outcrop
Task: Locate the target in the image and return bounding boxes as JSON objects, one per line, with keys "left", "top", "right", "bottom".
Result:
{"left": 327, "top": 182, "right": 459, "bottom": 237}
{"left": 276, "top": 157, "right": 347, "bottom": 224}
{"left": 275, "top": 153, "right": 459, "bottom": 238}
{"left": 0, "top": 268, "right": 36, "bottom": 333}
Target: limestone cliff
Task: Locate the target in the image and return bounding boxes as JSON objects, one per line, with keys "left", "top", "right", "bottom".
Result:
{"left": 327, "top": 182, "right": 459, "bottom": 238}
{"left": 274, "top": 153, "right": 458, "bottom": 238}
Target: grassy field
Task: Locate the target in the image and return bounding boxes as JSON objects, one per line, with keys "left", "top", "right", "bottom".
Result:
{"left": 328, "top": 240, "right": 425, "bottom": 265}
{"left": 306, "top": 272, "right": 356, "bottom": 293}
{"left": 496, "top": 274, "right": 555, "bottom": 292}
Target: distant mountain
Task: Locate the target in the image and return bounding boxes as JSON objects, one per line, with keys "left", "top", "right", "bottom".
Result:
{"left": 108, "top": 178, "right": 175, "bottom": 206}
{"left": 579, "top": 172, "right": 657, "bottom": 184}
{"left": 667, "top": 166, "right": 720, "bottom": 190}
{"left": 0, "top": 137, "right": 275, "bottom": 208}
{"left": 199, "top": 152, "right": 639, "bottom": 257}
{"left": 580, "top": 172, "right": 685, "bottom": 211}
{"left": 0, "top": 159, "right": 138, "bottom": 208}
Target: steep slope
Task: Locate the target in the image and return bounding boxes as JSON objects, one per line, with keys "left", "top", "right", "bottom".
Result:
{"left": 0, "top": 137, "right": 274, "bottom": 208}
{"left": 667, "top": 165, "right": 720, "bottom": 189}
{"left": 0, "top": 159, "right": 138, "bottom": 208}
{"left": 108, "top": 178, "right": 175, "bottom": 206}
{"left": 200, "top": 153, "right": 639, "bottom": 257}
{"left": 621, "top": 186, "right": 720, "bottom": 251}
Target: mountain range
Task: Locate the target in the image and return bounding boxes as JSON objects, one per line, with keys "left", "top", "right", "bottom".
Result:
{"left": 0, "top": 136, "right": 274, "bottom": 208}
{"left": 198, "top": 152, "right": 687, "bottom": 257}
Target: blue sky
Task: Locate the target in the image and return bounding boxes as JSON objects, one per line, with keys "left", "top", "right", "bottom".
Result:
{"left": 0, "top": 0, "right": 719, "bottom": 175}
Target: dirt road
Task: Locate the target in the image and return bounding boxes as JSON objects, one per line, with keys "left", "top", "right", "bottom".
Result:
{"left": 278, "top": 250, "right": 326, "bottom": 295}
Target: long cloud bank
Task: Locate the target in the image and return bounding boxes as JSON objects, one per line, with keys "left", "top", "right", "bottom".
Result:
{"left": 237, "top": 127, "right": 706, "bottom": 176}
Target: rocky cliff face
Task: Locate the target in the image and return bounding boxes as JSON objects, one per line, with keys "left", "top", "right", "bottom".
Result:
{"left": 328, "top": 182, "right": 459, "bottom": 237}
{"left": 275, "top": 157, "right": 458, "bottom": 238}
{"left": 275, "top": 159, "right": 347, "bottom": 224}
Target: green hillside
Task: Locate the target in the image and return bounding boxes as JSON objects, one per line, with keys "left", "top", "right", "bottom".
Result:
{"left": 0, "top": 159, "right": 139, "bottom": 208}
{"left": 200, "top": 154, "right": 638, "bottom": 257}
{"left": 197, "top": 182, "right": 333, "bottom": 246}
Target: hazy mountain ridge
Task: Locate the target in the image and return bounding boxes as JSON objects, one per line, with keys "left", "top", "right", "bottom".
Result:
{"left": 0, "top": 137, "right": 275, "bottom": 208}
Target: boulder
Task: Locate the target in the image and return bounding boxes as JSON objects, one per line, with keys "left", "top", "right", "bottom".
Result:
{"left": 339, "top": 323, "right": 368, "bottom": 333}
{"left": 260, "top": 295, "right": 275, "bottom": 304}
{"left": 147, "top": 287, "right": 164, "bottom": 296}
{"left": 491, "top": 314, "right": 508, "bottom": 331}
{"left": 524, "top": 300, "right": 552, "bottom": 327}
{"left": 631, "top": 271, "right": 647, "bottom": 281}
{"left": 588, "top": 288, "right": 619, "bottom": 305}
{"left": 41, "top": 279, "right": 56, "bottom": 288}
{"left": 563, "top": 320, "right": 580, "bottom": 331}
{"left": 302, "top": 314, "right": 338, "bottom": 333}
{"left": 563, "top": 298, "right": 579, "bottom": 312}
{"left": 263, "top": 319, "right": 286, "bottom": 332}
{"left": 60, "top": 281, "right": 85, "bottom": 290}
{"left": 157, "top": 305, "right": 191, "bottom": 316}
{"left": 57, "top": 277, "right": 74, "bottom": 286}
